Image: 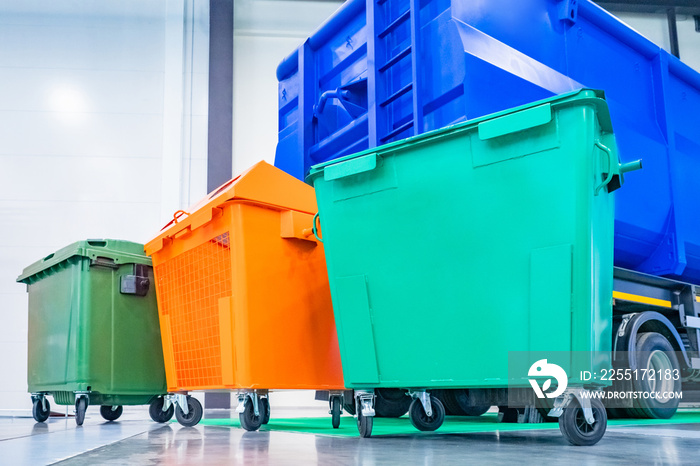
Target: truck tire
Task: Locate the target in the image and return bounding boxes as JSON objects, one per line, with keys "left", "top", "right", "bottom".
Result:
{"left": 374, "top": 388, "right": 411, "bottom": 418}
{"left": 433, "top": 390, "right": 461, "bottom": 415}
{"left": 451, "top": 389, "right": 490, "bottom": 416}
{"left": 626, "top": 332, "right": 681, "bottom": 419}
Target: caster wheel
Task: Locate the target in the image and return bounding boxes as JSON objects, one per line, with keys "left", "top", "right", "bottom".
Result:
{"left": 409, "top": 396, "right": 445, "bottom": 432}
{"left": 75, "top": 397, "right": 88, "bottom": 426}
{"left": 100, "top": 405, "right": 123, "bottom": 421}
{"left": 149, "top": 397, "right": 175, "bottom": 423}
{"left": 239, "top": 397, "right": 263, "bottom": 432}
{"left": 331, "top": 397, "right": 341, "bottom": 429}
{"left": 260, "top": 397, "right": 271, "bottom": 425}
{"left": 32, "top": 398, "right": 50, "bottom": 423}
{"left": 357, "top": 405, "right": 373, "bottom": 438}
{"left": 559, "top": 397, "right": 607, "bottom": 446}
{"left": 175, "top": 396, "right": 203, "bottom": 427}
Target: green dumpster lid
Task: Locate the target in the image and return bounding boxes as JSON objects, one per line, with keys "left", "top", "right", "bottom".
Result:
{"left": 17, "top": 239, "right": 151, "bottom": 284}
{"left": 307, "top": 88, "right": 611, "bottom": 182}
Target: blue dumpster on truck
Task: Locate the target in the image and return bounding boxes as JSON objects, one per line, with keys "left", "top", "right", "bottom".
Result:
{"left": 275, "top": 0, "right": 700, "bottom": 284}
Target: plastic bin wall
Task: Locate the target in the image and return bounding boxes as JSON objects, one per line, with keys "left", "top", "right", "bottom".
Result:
{"left": 144, "top": 162, "right": 344, "bottom": 392}
{"left": 308, "top": 90, "right": 618, "bottom": 389}
{"left": 276, "top": 0, "right": 700, "bottom": 284}
{"left": 17, "top": 240, "right": 167, "bottom": 405}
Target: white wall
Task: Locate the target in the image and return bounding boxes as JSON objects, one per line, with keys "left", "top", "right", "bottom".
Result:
{"left": 0, "top": 0, "right": 209, "bottom": 410}
{"left": 232, "top": 0, "right": 343, "bottom": 173}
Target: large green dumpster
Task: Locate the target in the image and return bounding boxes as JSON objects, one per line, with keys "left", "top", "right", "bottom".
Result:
{"left": 309, "top": 90, "right": 638, "bottom": 443}
{"left": 17, "top": 239, "right": 171, "bottom": 425}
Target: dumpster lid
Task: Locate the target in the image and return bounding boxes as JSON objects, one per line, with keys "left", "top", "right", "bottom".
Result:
{"left": 17, "top": 239, "right": 151, "bottom": 284}
{"left": 308, "top": 89, "right": 612, "bottom": 181}
{"left": 145, "top": 161, "right": 318, "bottom": 255}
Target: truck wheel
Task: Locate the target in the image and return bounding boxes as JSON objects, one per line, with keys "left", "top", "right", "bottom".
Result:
{"left": 375, "top": 388, "right": 411, "bottom": 418}
{"left": 239, "top": 397, "right": 263, "bottom": 432}
{"left": 409, "top": 396, "right": 445, "bottom": 432}
{"left": 100, "top": 405, "right": 123, "bottom": 421}
{"left": 559, "top": 398, "right": 607, "bottom": 446}
{"left": 434, "top": 390, "right": 461, "bottom": 415}
{"left": 498, "top": 406, "right": 520, "bottom": 423}
{"left": 357, "top": 404, "right": 373, "bottom": 438}
{"left": 260, "top": 397, "right": 271, "bottom": 425}
{"left": 149, "top": 397, "right": 174, "bottom": 423}
{"left": 32, "top": 398, "right": 50, "bottom": 423}
{"left": 452, "top": 389, "right": 490, "bottom": 416}
{"left": 627, "top": 332, "right": 681, "bottom": 419}
{"left": 75, "top": 397, "right": 88, "bottom": 426}
{"left": 176, "top": 396, "right": 203, "bottom": 427}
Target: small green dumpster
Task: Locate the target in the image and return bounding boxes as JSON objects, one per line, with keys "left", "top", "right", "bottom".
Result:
{"left": 308, "top": 90, "right": 639, "bottom": 444}
{"left": 17, "top": 239, "right": 172, "bottom": 426}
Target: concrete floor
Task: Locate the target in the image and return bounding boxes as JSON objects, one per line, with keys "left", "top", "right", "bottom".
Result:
{"left": 1, "top": 407, "right": 700, "bottom": 465}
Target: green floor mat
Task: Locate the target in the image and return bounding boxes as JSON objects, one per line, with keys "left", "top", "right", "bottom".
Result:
{"left": 199, "top": 411, "right": 700, "bottom": 437}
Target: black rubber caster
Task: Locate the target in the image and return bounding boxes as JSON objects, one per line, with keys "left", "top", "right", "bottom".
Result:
{"left": 559, "top": 397, "right": 607, "bottom": 446}
{"left": 409, "top": 396, "right": 445, "bottom": 432}
{"left": 32, "top": 398, "right": 50, "bottom": 423}
{"left": 149, "top": 397, "right": 175, "bottom": 423}
{"left": 100, "top": 405, "right": 123, "bottom": 421}
{"left": 357, "top": 405, "right": 373, "bottom": 438}
{"left": 239, "top": 397, "right": 263, "bottom": 432}
{"left": 330, "top": 396, "right": 341, "bottom": 429}
{"left": 175, "top": 396, "right": 203, "bottom": 427}
{"left": 75, "top": 397, "right": 88, "bottom": 426}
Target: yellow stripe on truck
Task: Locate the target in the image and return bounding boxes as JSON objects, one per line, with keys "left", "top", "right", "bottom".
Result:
{"left": 696, "top": 295, "right": 700, "bottom": 303}
{"left": 613, "top": 291, "right": 672, "bottom": 308}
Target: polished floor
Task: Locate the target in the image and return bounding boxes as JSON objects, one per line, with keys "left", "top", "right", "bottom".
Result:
{"left": 1, "top": 406, "right": 700, "bottom": 465}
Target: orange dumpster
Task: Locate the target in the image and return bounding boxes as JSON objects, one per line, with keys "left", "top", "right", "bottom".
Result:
{"left": 144, "top": 161, "right": 345, "bottom": 430}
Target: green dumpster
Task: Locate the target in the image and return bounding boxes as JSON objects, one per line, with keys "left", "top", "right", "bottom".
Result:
{"left": 17, "top": 239, "right": 172, "bottom": 425}
{"left": 309, "top": 90, "right": 638, "bottom": 444}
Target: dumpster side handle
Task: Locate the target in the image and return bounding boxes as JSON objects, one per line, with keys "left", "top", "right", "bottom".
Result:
{"left": 594, "top": 141, "right": 615, "bottom": 196}
{"left": 311, "top": 212, "right": 323, "bottom": 243}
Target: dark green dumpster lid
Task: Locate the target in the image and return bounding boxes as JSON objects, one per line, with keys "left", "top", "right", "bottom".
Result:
{"left": 307, "top": 88, "right": 612, "bottom": 182}
{"left": 17, "top": 239, "right": 151, "bottom": 284}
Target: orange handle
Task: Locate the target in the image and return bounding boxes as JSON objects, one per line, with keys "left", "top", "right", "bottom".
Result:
{"left": 173, "top": 210, "right": 190, "bottom": 224}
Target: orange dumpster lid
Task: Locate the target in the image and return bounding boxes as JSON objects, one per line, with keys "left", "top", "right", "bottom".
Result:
{"left": 145, "top": 161, "right": 318, "bottom": 255}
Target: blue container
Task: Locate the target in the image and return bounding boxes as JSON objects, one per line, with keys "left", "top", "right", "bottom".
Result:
{"left": 275, "top": 0, "right": 700, "bottom": 284}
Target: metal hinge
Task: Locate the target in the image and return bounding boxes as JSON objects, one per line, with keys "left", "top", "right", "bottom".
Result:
{"left": 557, "top": 0, "right": 578, "bottom": 23}
{"left": 618, "top": 313, "right": 635, "bottom": 337}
